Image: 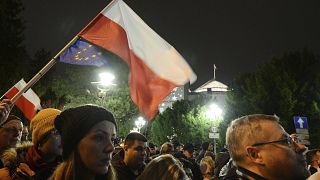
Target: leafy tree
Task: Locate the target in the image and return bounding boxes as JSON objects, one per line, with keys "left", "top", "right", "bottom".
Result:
{"left": 220, "top": 49, "right": 320, "bottom": 148}
{"left": 149, "top": 100, "right": 217, "bottom": 147}
{"left": 31, "top": 52, "right": 140, "bottom": 138}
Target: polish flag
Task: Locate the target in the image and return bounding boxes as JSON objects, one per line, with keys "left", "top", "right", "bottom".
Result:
{"left": 79, "top": 0, "right": 196, "bottom": 120}
{"left": 5, "top": 79, "right": 41, "bottom": 120}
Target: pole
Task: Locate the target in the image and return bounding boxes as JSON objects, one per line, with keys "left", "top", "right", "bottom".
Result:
{"left": 213, "top": 138, "right": 216, "bottom": 154}
{"left": 9, "top": 36, "right": 79, "bottom": 104}
{"left": 0, "top": 86, "right": 14, "bottom": 100}
{"left": 213, "top": 64, "right": 216, "bottom": 80}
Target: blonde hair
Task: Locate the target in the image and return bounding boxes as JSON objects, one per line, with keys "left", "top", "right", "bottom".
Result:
{"left": 50, "top": 151, "right": 117, "bottom": 180}
{"left": 137, "top": 154, "right": 188, "bottom": 180}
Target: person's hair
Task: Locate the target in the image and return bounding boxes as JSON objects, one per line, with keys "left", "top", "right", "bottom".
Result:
{"left": 137, "top": 154, "right": 187, "bottom": 180}
{"left": 200, "top": 156, "right": 215, "bottom": 177}
{"left": 7, "top": 115, "right": 21, "bottom": 122}
{"left": 226, "top": 114, "right": 279, "bottom": 163}
{"left": 0, "top": 115, "right": 22, "bottom": 127}
{"left": 201, "top": 142, "right": 209, "bottom": 150}
{"left": 124, "top": 132, "right": 147, "bottom": 148}
{"left": 160, "top": 142, "right": 173, "bottom": 154}
{"left": 306, "top": 149, "right": 319, "bottom": 165}
{"left": 50, "top": 151, "right": 117, "bottom": 180}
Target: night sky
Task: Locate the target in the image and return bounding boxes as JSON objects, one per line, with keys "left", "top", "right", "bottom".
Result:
{"left": 22, "top": 0, "right": 320, "bottom": 88}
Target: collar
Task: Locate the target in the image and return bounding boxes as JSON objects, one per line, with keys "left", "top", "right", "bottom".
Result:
{"left": 24, "top": 146, "right": 46, "bottom": 171}
{"left": 236, "top": 166, "right": 267, "bottom": 180}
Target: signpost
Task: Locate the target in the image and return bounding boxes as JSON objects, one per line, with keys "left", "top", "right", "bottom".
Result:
{"left": 293, "top": 116, "right": 310, "bottom": 145}
{"left": 209, "top": 126, "right": 219, "bottom": 154}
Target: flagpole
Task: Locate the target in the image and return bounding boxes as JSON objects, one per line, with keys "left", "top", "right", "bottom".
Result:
{"left": 5, "top": 0, "right": 117, "bottom": 104}
{"left": 0, "top": 85, "right": 15, "bottom": 100}
{"left": 213, "top": 64, "right": 216, "bottom": 80}
{"left": 10, "top": 35, "right": 80, "bottom": 103}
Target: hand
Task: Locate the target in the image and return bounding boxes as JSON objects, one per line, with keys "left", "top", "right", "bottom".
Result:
{"left": 0, "top": 99, "right": 13, "bottom": 125}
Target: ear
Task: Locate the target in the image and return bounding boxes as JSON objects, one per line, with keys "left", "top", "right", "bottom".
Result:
{"left": 246, "top": 146, "right": 264, "bottom": 165}
{"left": 124, "top": 145, "right": 129, "bottom": 151}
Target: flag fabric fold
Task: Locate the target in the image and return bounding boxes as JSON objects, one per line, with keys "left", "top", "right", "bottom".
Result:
{"left": 70, "top": 0, "right": 196, "bottom": 120}
{"left": 5, "top": 79, "right": 41, "bottom": 120}
{"left": 58, "top": 39, "right": 109, "bottom": 66}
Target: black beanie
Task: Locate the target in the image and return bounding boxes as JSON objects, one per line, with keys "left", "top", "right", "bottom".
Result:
{"left": 54, "top": 104, "right": 117, "bottom": 160}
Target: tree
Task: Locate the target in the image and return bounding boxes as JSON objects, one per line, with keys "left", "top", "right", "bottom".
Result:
{"left": 0, "top": 0, "right": 29, "bottom": 93}
{"left": 149, "top": 100, "right": 216, "bottom": 147}
{"left": 31, "top": 52, "right": 141, "bottom": 138}
{"left": 220, "top": 49, "right": 320, "bottom": 148}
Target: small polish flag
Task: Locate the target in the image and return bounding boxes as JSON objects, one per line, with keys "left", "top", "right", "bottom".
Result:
{"left": 5, "top": 79, "right": 41, "bottom": 120}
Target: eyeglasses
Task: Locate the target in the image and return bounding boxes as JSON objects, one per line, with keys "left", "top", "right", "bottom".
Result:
{"left": 252, "top": 135, "right": 297, "bottom": 148}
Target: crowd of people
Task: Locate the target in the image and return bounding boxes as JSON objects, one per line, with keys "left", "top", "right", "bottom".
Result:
{"left": 0, "top": 99, "right": 320, "bottom": 179}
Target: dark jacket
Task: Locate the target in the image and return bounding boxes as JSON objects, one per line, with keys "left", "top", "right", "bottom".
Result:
{"left": 236, "top": 166, "right": 267, "bottom": 180}
{"left": 174, "top": 152, "right": 202, "bottom": 180}
{"left": 112, "top": 149, "right": 143, "bottom": 180}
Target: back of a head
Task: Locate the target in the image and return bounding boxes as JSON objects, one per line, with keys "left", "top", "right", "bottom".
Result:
{"left": 137, "top": 154, "right": 188, "bottom": 180}
{"left": 124, "top": 132, "right": 147, "bottom": 147}
{"left": 226, "top": 114, "right": 279, "bottom": 163}
{"left": 306, "top": 149, "right": 319, "bottom": 165}
{"left": 160, "top": 142, "right": 173, "bottom": 154}
{"left": 183, "top": 143, "right": 194, "bottom": 152}
{"left": 201, "top": 142, "right": 209, "bottom": 151}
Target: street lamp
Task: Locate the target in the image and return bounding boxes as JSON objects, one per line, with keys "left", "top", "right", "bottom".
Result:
{"left": 135, "top": 116, "right": 146, "bottom": 133}
{"left": 99, "top": 72, "right": 115, "bottom": 87}
{"left": 91, "top": 72, "right": 116, "bottom": 98}
{"left": 206, "top": 103, "right": 223, "bottom": 120}
{"left": 206, "top": 103, "right": 223, "bottom": 154}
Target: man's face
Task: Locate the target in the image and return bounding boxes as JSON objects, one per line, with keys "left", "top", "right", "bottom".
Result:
{"left": 125, "top": 140, "right": 147, "bottom": 169}
{"left": 0, "top": 120, "right": 23, "bottom": 149}
{"left": 251, "top": 121, "right": 310, "bottom": 180}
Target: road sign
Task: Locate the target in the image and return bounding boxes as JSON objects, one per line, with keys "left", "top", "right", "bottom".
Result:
{"left": 296, "top": 133, "right": 309, "bottom": 140}
{"left": 211, "top": 127, "right": 218, "bottom": 133}
{"left": 209, "top": 132, "right": 219, "bottom": 139}
{"left": 296, "top": 129, "right": 309, "bottom": 134}
{"left": 293, "top": 116, "right": 308, "bottom": 129}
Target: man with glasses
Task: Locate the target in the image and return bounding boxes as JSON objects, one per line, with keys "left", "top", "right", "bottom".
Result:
{"left": 0, "top": 108, "right": 62, "bottom": 179}
{"left": 112, "top": 132, "right": 147, "bottom": 180}
{"left": 0, "top": 115, "right": 23, "bottom": 168}
{"left": 226, "top": 114, "right": 310, "bottom": 180}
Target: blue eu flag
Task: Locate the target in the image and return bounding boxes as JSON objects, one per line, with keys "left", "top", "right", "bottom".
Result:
{"left": 58, "top": 39, "right": 109, "bottom": 66}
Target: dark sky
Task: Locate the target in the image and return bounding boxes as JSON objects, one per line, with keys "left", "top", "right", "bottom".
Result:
{"left": 22, "top": 0, "right": 320, "bottom": 88}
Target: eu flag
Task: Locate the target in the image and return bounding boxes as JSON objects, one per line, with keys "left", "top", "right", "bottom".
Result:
{"left": 58, "top": 39, "right": 109, "bottom": 66}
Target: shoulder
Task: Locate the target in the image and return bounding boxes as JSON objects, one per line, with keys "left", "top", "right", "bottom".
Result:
{"left": 0, "top": 167, "right": 11, "bottom": 180}
{"left": 1, "top": 143, "right": 33, "bottom": 168}
{"left": 309, "top": 171, "right": 320, "bottom": 180}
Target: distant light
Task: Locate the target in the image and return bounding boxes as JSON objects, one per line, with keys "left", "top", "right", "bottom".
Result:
{"left": 135, "top": 116, "right": 146, "bottom": 133}
{"left": 206, "top": 103, "right": 223, "bottom": 120}
{"left": 99, "top": 72, "right": 115, "bottom": 86}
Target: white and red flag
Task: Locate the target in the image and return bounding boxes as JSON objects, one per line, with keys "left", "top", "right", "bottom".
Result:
{"left": 5, "top": 79, "right": 41, "bottom": 120}
{"left": 78, "top": 0, "right": 196, "bottom": 120}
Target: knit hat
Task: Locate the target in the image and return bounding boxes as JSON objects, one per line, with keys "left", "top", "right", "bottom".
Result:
{"left": 54, "top": 104, "right": 117, "bottom": 160}
{"left": 30, "top": 108, "right": 61, "bottom": 146}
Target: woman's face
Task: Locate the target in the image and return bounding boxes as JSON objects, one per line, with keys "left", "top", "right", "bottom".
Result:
{"left": 78, "top": 121, "right": 116, "bottom": 175}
